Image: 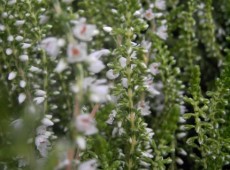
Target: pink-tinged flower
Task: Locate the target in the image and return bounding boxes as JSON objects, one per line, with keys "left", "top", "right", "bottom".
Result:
{"left": 137, "top": 101, "right": 151, "bottom": 116}
{"left": 78, "top": 159, "right": 98, "bottom": 170}
{"left": 86, "top": 49, "right": 110, "bottom": 73}
{"left": 144, "top": 9, "right": 154, "bottom": 20}
{"left": 149, "top": 62, "right": 160, "bottom": 75}
{"left": 73, "top": 21, "right": 98, "bottom": 41}
{"left": 41, "top": 37, "right": 59, "bottom": 58}
{"left": 75, "top": 114, "right": 98, "bottom": 135}
{"left": 67, "top": 43, "right": 87, "bottom": 63}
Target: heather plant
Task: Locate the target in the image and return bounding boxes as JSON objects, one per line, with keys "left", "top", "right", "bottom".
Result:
{"left": 0, "top": 0, "right": 230, "bottom": 170}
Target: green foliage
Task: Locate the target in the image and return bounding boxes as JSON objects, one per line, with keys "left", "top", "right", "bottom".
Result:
{"left": 0, "top": 0, "right": 230, "bottom": 169}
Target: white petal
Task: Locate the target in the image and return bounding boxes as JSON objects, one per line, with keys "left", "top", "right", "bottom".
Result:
{"left": 88, "top": 49, "right": 110, "bottom": 59}
{"left": 121, "top": 78, "right": 128, "bottom": 88}
{"left": 21, "top": 43, "right": 31, "bottom": 49}
{"left": 34, "top": 97, "right": 45, "bottom": 104}
{"left": 106, "top": 69, "right": 119, "bottom": 80}
{"left": 19, "top": 55, "right": 29, "bottom": 62}
{"left": 8, "top": 71, "right": 17, "bottom": 80}
{"left": 103, "top": 26, "right": 112, "bottom": 33}
{"left": 18, "top": 93, "right": 26, "bottom": 104}
{"left": 119, "top": 57, "right": 127, "bottom": 68}
{"left": 29, "top": 66, "right": 42, "bottom": 73}
{"left": 88, "top": 59, "right": 105, "bottom": 73}
{"left": 76, "top": 136, "right": 86, "bottom": 150}
{"left": 41, "top": 118, "right": 54, "bottom": 126}
{"left": 155, "top": 0, "right": 166, "bottom": 10}
{"left": 6, "top": 48, "right": 13, "bottom": 55}
{"left": 15, "top": 20, "right": 25, "bottom": 26}
{"left": 15, "top": 36, "right": 23, "bottom": 41}
{"left": 20, "top": 80, "right": 26, "bottom": 88}
{"left": 35, "top": 89, "right": 46, "bottom": 96}
{"left": 41, "top": 37, "right": 59, "bottom": 58}
{"left": 54, "top": 59, "right": 67, "bottom": 73}
{"left": 78, "top": 159, "right": 97, "bottom": 170}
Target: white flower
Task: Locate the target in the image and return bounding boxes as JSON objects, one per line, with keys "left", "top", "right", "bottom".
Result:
{"left": 143, "top": 76, "right": 160, "bottom": 96}
{"left": 35, "top": 134, "right": 50, "bottom": 157}
{"left": 67, "top": 43, "right": 87, "bottom": 63}
{"left": 155, "top": 0, "right": 166, "bottom": 10}
{"left": 103, "top": 26, "right": 112, "bottom": 33}
{"left": 144, "top": 9, "right": 154, "bottom": 20}
{"left": 106, "top": 69, "right": 119, "bottom": 80}
{"left": 35, "top": 89, "right": 46, "bottom": 96}
{"left": 149, "top": 62, "right": 160, "bottom": 75}
{"left": 121, "top": 78, "right": 128, "bottom": 88}
{"left": 76, "top": 136, "right": 86, "bottom": 150}
{"left": 137, "top": 101, "right": 151, "bottom": 116}
{"left": 142, "top": 151, "right": 153, "bottom": 158}
{"left": 177, "top": 132, "right": 187, "bottom": 139}
{"left": 106, "top": 110, "right": 117, "bottom": 125}
{"left": 73, "top": 21, "right": 98, "bottom": 41}
{"left": 14, "top": 20, "right": 25, "bottom": 26}
{"left": 54, "top": 59, "right": 67, "bottom": 73}
{"left": 112, "top": 121, "right": 125, "bottom": 137}
{"left": 88, "top": 59, "right": 105, "bottom": 73}
{"left": 15, "top": 35, "right": 23, "bottom": 41}
{"left": 7, "top": 35, "right": 14, "bottom": 42}
{"left": 78, "top": 159, "right": 97, "bottom": 170}
{"left": 18, "top": 93, "right": 26, "bottom": 104}
{"left": 133, "top": 9, "right": 143, "bottom": 17}
{"left": 8, "top": 71, "right": 17, "bottom": 80}
{"left": 176, "top": 158, "right": 184, "bottom": 165}
{"left": 0, "top": 24, "right": 5, "bottom": 31}
{"left": 41, "top": 118, "right": 54, "bottom": 126}
{"left": 41, "top": 37, "right": 59, "bottom": 58}
{"left": 34, "top": 97, "right": 45, "bottom": 104}
{"left": 82, "top": 77, "right": 109, "bottom": 103}
{"left": 141, "top": 40, "right": 152, "bottom": 53}
{"left": 88, "top": 49, "right": 110, "bottom": 59}
{"left": 90, "top": 82, "right": 109, "bottom": 103}
{"left": 19, "top": 55, "right": 29, "bottom": 62}
{"left": 21, "top": 43, "right": 31, "bottom": 49}
{"left": 86, "top": 49, "right": 110, "bottom": 73}
{"left": 6, "top": 48, "right": 13, "bottom": 55}
{"left": 29, "top": 66, "right": 42, "bottom": 73}
{"left": 156, "top": 24, "right": 168, "bottom": 40}
{"left": 20, "top": 80, "right": 26, "bottom": 88}
{"left": 75, "top": 114, "right": 98, "bottom": 135}
{"left": 119, "top": 57, "right": 127, "bottom": 68}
